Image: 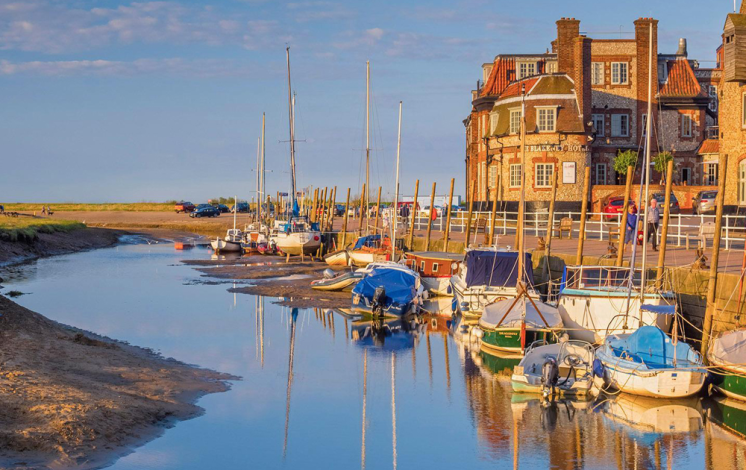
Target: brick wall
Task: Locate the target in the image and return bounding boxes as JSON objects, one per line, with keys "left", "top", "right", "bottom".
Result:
{"left": 591, "top": 183, "right": 717, "bottom": 212}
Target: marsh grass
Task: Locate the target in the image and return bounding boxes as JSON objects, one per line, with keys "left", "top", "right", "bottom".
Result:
{"left": 2, "top": 203, "right": 174, "bottom": 212}
{"left": 0, "top": 217, "right": 86, "bottom": 242}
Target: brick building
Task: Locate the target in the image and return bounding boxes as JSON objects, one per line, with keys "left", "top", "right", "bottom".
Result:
{"left": 465, "top": 16, "right": 719, "bottom": 211}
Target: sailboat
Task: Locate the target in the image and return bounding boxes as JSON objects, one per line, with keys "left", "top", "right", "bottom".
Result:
{"left": 244, "top": 115, "right": 270, "bottom": 254}
{"left": 211, "top": 195, "right": 242, "bottom": 253}
{"left": 269, "top": 48, "right": 322, "bottom": 256}
{"left": 708, "top": 328, "right": 746, "bottom": 401}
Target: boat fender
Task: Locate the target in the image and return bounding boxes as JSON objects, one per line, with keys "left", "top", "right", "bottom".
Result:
{"left": 541, "top": 357, "right": 559, "bottom": 398}
{"left": 323, "top": 268, "right": 336, "bottom": 279}
{"left": 592, "top": 359, "right": 605, "bottom": 379}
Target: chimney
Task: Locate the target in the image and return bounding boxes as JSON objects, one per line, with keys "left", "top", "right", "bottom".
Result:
{"left": 676, "top": 38, "right": 688, "bottom": 57}
{"left": 634, "top": 18, "right": 659, "bottom": 139}
{"left": 741, "top": 0, "right": 746, "bottom": 14}
{"left": 556, "top": 17, "right": 581, "bottom": 73}
{"left": 573, "top": 35, "right": 592, "bottom": 122}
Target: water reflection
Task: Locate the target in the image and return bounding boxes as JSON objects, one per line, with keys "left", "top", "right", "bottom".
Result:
{"left": 350, "top": 315, "right": 426, "bottom": 351}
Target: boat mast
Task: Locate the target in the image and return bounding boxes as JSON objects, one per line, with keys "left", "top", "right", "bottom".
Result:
{"left": 261, "top": 112, "right": 266, "bottom": 222}
{"left": 286, "top": 47, "right": 297, "bottom": 214}
{"left": 256, "top": 136, "right": 261, "bottom": 221}
{"left": 233, "top": 194, "right": 238, "bottom": 232}
{"left": 365, "top": 60, "right": 370, "bottom": 235}
{"left": 392, "top": 101, "right": 402, "bottom": 260}
{"left": 517, "top": 83, "right": 527, "bottom": 287}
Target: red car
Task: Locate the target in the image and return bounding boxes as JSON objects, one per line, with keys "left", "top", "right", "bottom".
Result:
{"left": 175, "top": 201, "right": 196, "bottom": 213}
{"left": 603, "top": 197, "right": 636, "bottom": 219}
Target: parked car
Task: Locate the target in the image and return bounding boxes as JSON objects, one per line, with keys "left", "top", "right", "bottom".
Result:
{"left": 602, "top": 196, "right": 636, "bottom": 219}
{"left": 213, "top": 204, "right": 230, "bottom": 213}
{"left": 231, "top": 202, "right": 249, "bottom": 213}
{"left": 420, "top": 205, "right": 443, "bottom": 218}
{"left": 651, "top": 192, "right": 680, "bottom": 214}
{"left": 174, "top": 201, "right": 195, "bottom": 213}
{"left": 190, "top": 205, "right": 220, "bottom": 218}
{"left": 334, "top": 204, "right": 345, "bottom": 216}
{"left": 693, "top": 190, "right": 718, "bottom": 215}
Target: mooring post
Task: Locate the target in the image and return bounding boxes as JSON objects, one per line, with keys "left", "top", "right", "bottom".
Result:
{"left": 701, "top": 159, "right": 728, "bottom": 357}
{"left": 443, "top": 178, "right": 455, "bottom": 252}
{"left": 488, "top": 178, "right": 499, "bottom": 246}
{"left": 358, "top": 183, "right": 366, "bottom": 234}
{"left": 374, "top": 186, "right": 382, "bottom": 235}
{"left": 408, "top": 180, "right": 419, "bottom": 249}
{"left": 311, "top": 188, "right": 319, "bottom": 223}
{"left": 616, "top": 166, "right": 635, "bottom": 267}
{"left": 329, "top": 186, "right": 337, "bottom": 232}
{"left": 425, "top": 182, "right": 437, "bottom": 251}
{"left": 464, "top": 186, "right": 475, "bottom": 249}
{"left": 575, "top": 166, "right": 591, "bottom": 265}
{"left": 320, "top": 187, "right": 328, "bottom": 229}
{"left": 656, "top": 160, "right": 675, "bottom": 288}
{"left": 544, "top": 170, "right": 558, "bottom": 291}
{"left": 341, "top": 188, "right": 351, "bottom": 247}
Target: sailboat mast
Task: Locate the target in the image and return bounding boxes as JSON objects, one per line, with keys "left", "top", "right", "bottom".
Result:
{"left": 640, "top": 26, "right": 655, "bottom": 304}
{"left": 286, "top": 47, "right": 297, "bottom": 211}
{"left": 365, "top": 60, "right": 370, "bottom": 235}
{"left": 261, "top": 113, "right": 266, "bottom": 221}
{"left": 393, "top": 101, "right": 402, "bottom": 259}
{"left": 233, "top": 194, "right": 237, "bottom": 231}
{"left": 256, "top": 137, "right": 261, "bottom": 221}
{"left": 517, "top": 84, "right": 527, "bottom": 286}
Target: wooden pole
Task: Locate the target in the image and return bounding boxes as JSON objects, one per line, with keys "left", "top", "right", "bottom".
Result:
{"left": 465, "top": 185, "right": 475, "bottom": 249}
{"left": 374, "top": 186, "right": 382, "bottom": 235}
{"left": 311, "top": 188, "right": 319, "bottom": 223}
{"left": 656, "top": 160, "right": 675, "bottom": 288}
{"left": 443, "top": 178, "right": 455, "bottom": 252}
{"left": 425, "top": 182, "right": 437, "bottom": 251}
{"left": 329, "top": 186, "right": 337, "bottom": 232}
{"left": 408, "top": 180, "right": 419, "bottom": 249}
{"left": 616, "top": 166, "right": 635, "bottom": 267}
{"left": 488, "top": 175, "right": 499, "bottom": 246}
{"left": 546, "top": 170, "right": 558, "bottom": 249}
{"left": 575, "top": 166, "right": 591, "bottom": 265}
{"left": 341, "top": 188, "right": 351, "bottom": 247}
{"left": 358, "top": 183, "right": 366, "bottom": 234}
{"left": 701, "top": 159, "right": 728, "bottom": 356}
{"left": 320, "top": 187, "right": 328, "bottom": 229}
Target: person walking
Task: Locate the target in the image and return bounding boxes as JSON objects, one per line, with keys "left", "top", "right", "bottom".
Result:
{"left": 400, "top": 203, "right": 410, "bottom": 229}
{"left": 646, "top": 198, "right": 661, "bottom": 251}
{"left": 624, "top": 205, "right": 638, "bottom": 246}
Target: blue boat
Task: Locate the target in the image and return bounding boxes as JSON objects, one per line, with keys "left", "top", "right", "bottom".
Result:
{"left": 351, "top": 263, "right": 423, "bottom": 317}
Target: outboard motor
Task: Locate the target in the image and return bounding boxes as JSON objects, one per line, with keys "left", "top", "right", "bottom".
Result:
{"left": 372, "top": 286, "right": 387, "bottom": 317}
{"left": 322, "top": 268, "right": 336, "bottom": 279}
{"left": 541, "top": 357, "right": 559, "bottom": 398}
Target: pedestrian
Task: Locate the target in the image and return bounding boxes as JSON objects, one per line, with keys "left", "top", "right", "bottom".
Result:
{"left": 41, "top": 206, "right": 46, "bottom": 215}
{"left": 400, "top": 204, "right": 410, "bottom": 228}
{"left": 624, "top": 205, "right": 637, "bottom": 245}
{"left": 646, "top": 198, "right": 661, "bottom": 251}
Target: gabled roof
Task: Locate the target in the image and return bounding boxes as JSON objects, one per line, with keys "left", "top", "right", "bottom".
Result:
{"left": 480, "top": 57, "right": 516, "bottom": 97}
{"left": 725, "top": 13, "right": 746, "bottom": 29}
{"left": 697, "top": 139, "right": 719, "bottom": 155}
{"left": 659, "top": 58, "right": 707, "bottom": 99}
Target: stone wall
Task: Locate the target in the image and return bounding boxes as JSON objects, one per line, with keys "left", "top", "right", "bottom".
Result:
{"left": 590, "top": 183, "right": 718, "bottom": 212}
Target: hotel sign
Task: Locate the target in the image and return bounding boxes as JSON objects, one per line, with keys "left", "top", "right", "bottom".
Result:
{"left": 527, "top": 144, "right": 590, "bottom": 153}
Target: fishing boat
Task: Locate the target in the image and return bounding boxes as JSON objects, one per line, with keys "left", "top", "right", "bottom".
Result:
{"left": 450, "top": 248, "right": 538, "bottom": 318}
{"left": 311, "top": 268, "right": 364, "bottom": 291}
{"left": 595, "top": 324, "right": 707, "bottom": 398}
{"left": 557, "top": 265, "right": 675, "bottom": 344}
{"left": 242, "top": 222, "right": 269, "bottom": 254}
{"left": 351, "top": 263, "right": 424, "bottom": 317}
{"left": 405, "top": 251, "right": 462, "bottom": 296}
{"left": 475, "top": 291, "right": 564, "bottom": 355}
{"left": 708, "top": 328, "right": 746, "bottom": 401}
{"left": 324, "top": 249, "right": 351, "bottom": 266}
{"left": 511, "top": 339, "right": 596, "bottom": 397}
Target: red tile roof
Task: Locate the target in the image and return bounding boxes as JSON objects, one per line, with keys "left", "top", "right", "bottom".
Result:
{"left": 659, "top": 58, "right": 707, "bottom": 98}
{"left": 697, "top": 139, "right": 719, "bottom": 155}
{"left": 480, "top": 57, "right": 515, "bottom": 97}
{"left": 498, "top": 77, "right": 540, "bottom": 99}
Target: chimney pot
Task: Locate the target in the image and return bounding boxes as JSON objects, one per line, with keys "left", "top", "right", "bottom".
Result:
{"left": 677, "top": 38, "right": 688, "bottom": 57}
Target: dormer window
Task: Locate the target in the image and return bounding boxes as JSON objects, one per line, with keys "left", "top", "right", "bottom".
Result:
{"left": 537, "top": 107, "right": 557, "bottom": 133}
{"left": 517, "top": 62, "right": 537, "bottom": 79}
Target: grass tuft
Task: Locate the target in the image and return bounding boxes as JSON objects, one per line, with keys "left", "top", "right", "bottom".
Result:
{"left": 0, "top": 217, "right": 86, "bottom": 242}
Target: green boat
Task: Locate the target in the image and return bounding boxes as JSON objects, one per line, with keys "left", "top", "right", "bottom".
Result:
{"left": 705, "top": 397, "right": 746, "bottom": 439}
{"left": 708, "top": 329, "right": 746, "bottom": 401}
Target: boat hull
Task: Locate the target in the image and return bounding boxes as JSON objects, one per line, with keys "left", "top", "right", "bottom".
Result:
{"left": 349, "top": 250, "right": 390, "bottom": 267}
{"left": 421, "top": 277, "right": 452, "bottom": 297}
{"left": 324, "top": 250, "right": 351, "bottom": 266}
{"left": 273, "top": 231, "right": 322, "bottom": 255}
{"left": 711, "top": 365, "right": 746, "bottom": 401}
{"left": 480, "top": 328, "right": 558, "bottom": 354}
{"left": 311, "top": 272, "right": 362, "bottom": 292}
{"left": 599, "top": 360, "right": 706, "bottom": 398}
{"left": 211, "top": 239, "right": 242, "bottom": 252}
{"left": 450, "top": 276, "right": 524, "bottom": 318}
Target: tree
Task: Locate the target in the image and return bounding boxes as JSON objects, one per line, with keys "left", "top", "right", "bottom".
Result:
{"left": 653, "top": 151, "right": 674, "bottom": 173}
{"left": 613, "top": 150, "right": 639, "bottom": 179}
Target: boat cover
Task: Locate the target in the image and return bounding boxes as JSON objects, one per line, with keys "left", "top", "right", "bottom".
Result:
{"left": 352, "top": 267, "right": 416, "bottom": 309}
{"left": 606, "top": 326, "right": 701, "bottom": 367}
{"left": 353, "top": 235, "right": 381, "bottom": 250}
{"left": 639, "top": 304, "right": 676, "bottom": 315}
{"left": 465, "top": 251, "right": 534, "bottom": 288}
{"left": 709, "top": 329, "right": 746, "bottom": 369}
{"left": 479, "top": 298, "right": 562, "bottom": 329}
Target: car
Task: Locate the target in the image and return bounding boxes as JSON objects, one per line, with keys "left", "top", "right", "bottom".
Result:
{"left": 190, "top": 205, "right": 220, "bottom": 218}
{"left": 651, "top": 192, "right": 680, "bottom": 214}
{"left": 174, "top": 201, "right": 195, "bottom": 213}
{"left": 334, "top": 204, "right": 346, "bottom": 217}
{"left": 232, "top": 202, "right": 250, "bottom": 213}
{"left": 602, "top": 196, "right": 636, "bottom": 219}
{"left": 693, "top": 190, "right": 717, "bottom": 215}
{"left": 214, "top": 204, "right": 230, "bottom": 213}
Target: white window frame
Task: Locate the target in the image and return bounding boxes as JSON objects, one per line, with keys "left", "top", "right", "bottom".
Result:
{"left": 611, "top": 62, "right": 628, "bottom": 85}
{"left": 709, "top": 85, "right": 718, "bottom": 112}
{"left": 489, "top": 112, "right": 498, "bottom": 134}
{"left": 420, "top": 261, "right": 425, "bottom": 272}
{"left": 682, "top": 114, "right": 693, "bottom": 138}
{"left": 517, "top": 61, "right": 536, "bottom": 80}
{"left": 488, "top": 165, "right": 497, "bottom": 189}
{"left": 537, "top": 107, "right": 557, "bottom": 133}
{"left": 592, "top": 114, "right": 605, "bottom": 137}
{"left": 591, "top": 62, "right": 604, "bottom": 85}
{"left": 545, "top": 61, "right": 557, "bottom": 73}
{"left": 535, "top": 163, "right": 553, "bottom": 188}
{"left": 509, "top": 164, "right": 522, "bottom": 188}
{"left": 706, "top": 163, "right": 718, "bottom": 186}
{"left": 432, "top": 263, "right": 439, "bottom": 273}
{"left": 611, "top": 114, "right": 629, "bottom": 137}
{"left": 595, "top": 164, "right": 607, "bottom": 185}
{"left": 509, "top": 109, "right": 521, "bottom": 135}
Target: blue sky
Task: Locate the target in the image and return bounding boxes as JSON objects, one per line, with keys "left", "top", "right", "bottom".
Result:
{"left": 0, "top": 0, "right": 737, "bottom": 203}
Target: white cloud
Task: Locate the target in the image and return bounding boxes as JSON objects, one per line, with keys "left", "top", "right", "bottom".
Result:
{"left": 286, "top": 1, "right": 354, "bottom": 22}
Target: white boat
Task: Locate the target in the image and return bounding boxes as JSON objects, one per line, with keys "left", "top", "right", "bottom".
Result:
{"left": 242, "top": 222, "right": 269, "bottom": 253}
{"left": 211, "top": 228, "right": 243, "bottom": 253}
{"left": 601, "top": 394, "right": 703, "bottom": 434}
{"left": 511, "top": 339, "right": 596, "bottom": 397}
{"left": 404, "top": 251, "right": 462, "bottom": 296}
{"left": 595, "top": 325, "right": 707, "bottom": 398}
{"left": 324, "top": 249, "right": 350, "bottom": 266}
{"left": 708, "top": 328, "right": 746, "bottom": 401}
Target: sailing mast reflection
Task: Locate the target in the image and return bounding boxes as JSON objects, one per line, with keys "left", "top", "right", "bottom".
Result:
{"left": 282, "top": 307, "right": 298, "bottom": 458}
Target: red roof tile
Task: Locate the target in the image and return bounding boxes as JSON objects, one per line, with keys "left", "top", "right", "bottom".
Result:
{"left": 480, "top": 57, "right": 515, "bottom": 97}
{"left": 498, "top": 77, "right": 540, "bottom": 99}
{"left": 659, "top": 58, "right": 707, "bottom": 98}
{"left": 697, "top": 139, "right": 719, "bottom": 155}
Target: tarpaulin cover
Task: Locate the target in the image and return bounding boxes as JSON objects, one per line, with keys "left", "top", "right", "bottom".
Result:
{"left": 353, "top": 235, "right": 381, "bottom": 250}
{"left": 465, "top": 250, "right": 534, "bottom": 288}
{"left": 709, "top": 329, "right": 746, "bottom": 371}
{"left": 640, "top": 304, "right": 676, "bottom": 315}
{"left": 479, "top": 298, "right": 562, "bottom": 329}
{"left": 352, "top": 267, "right": 416, "bottom": 309}
{"left": 607, "top": 326, "right": 700, "bottom": 368}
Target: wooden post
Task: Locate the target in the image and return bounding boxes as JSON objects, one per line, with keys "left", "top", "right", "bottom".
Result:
{"left": 701, "top": 159, "right": 728, "bottom": 356}
{"left": 546, "top": 170, "right": 558, "bottom": 249}
{"left": 374, "top": 186, "right": 382, "bottom": 235}
{"left": 575, "top": 166, "right": 591, "bottom": 265}
{"left": 358, "top": 183, "right": 366, "bottom": 234}
{"left": 464, "top": 185, "right": 475, "bottom": 249}
{"left": 616, "top": 166, "right": 635, "bottom": 267}
{"left": 656, "top": 160, "right": 675, "bottom": 288}
{"left": 320, "top": 187, "right": 328, "bottom": 229}
{"left": 311, "top": 188, "right": 319, "bottom": 223}
{"left": 425, "top": 182, "right": 437, "bottom": 251}
{"left": 408, "top": 180, "right": 419, "bottom": 249}
{"left": 341, "top": 188, "right": 351, "bottom": 247}
{"left": 443, "top": 178, "right": 455, "bottom": 252}
{"left": 329, "top": 186, "right": 337, "bottom": 232}
{"left": 488, "top": 175, "right": 500, "bottom": 245}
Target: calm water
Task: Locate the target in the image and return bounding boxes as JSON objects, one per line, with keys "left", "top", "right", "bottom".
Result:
{"left": 2, "top": 240, "right": 746, "bottom": 470}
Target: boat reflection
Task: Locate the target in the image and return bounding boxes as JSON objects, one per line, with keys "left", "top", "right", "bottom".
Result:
{"left": 350, "top": 315, "right": 426, "bottom": 352}
{"left": 599, "top": 393, "right": 704, "bottom": 436}
{"left": 704, "top": 397, "right": 746, "bottom": 470}
{"left": 704, "top": 396, "right": 746, "bottom": 440}
{"left": 421, "top": 297, "right": 454, "bottom": 316}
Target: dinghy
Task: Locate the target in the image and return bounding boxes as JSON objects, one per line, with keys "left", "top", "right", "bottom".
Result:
{"left": 708, "top": 328, "right": 746, "bottom": 401}
{"left": 211, "top": 228, "right": 243, "bottom": 253}
{"left": 351, "top": 263, "right": 424, "bottom": 317}
{"left": 511, "top": 339, "right": 596, "bottom": 397}
{"left": 311, "top": 269, "right": 364, "bottom": 292}
{"left": 324, "top": 249, "right": 351, "bottom": 266}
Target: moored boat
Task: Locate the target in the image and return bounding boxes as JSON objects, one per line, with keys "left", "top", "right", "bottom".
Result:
{"left": 311, "top": 269, "right": 364, "bottom": 292}
{"left": 211, "top": 228, "right": 243, "bottom": 253}
{"left": 270, "top": 217, "right": 321, "bottom": 256}
{"left": 348, "top": 235, "right": 397, "bottom": 267}
{"left": 405, "top": 251, "right": 462, "bottom": 296}
{"left": 511, "top": 339, "right": 596, "bottom": 397}
{"left": 324, "top": 249, "right": 350, "bottom": 266}
{"left": 242, "top": 222, "right": 269, "bottom": 254}
{"left": 351, "top": 263, "right": 424, "bottom": 317}
{"left": 708, "top": 328, "right": 746, "bottom": 401}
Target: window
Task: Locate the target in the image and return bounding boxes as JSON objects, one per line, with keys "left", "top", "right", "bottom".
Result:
{"left": 545, "top": 61, "right": 557, "bottom": 73}
{"left": 489, "top": 112, "right": 498, "bottom": 134}
{"left": 517, "top": 62, "right": 536, "bottom": 79}
{"left": 682, "top": 168, "right": 692, "bottom": 185}
{"left": 509, "top": 164, "right": 522, "bottom": 188}
{"left": 709, "top": 85, "right": 718, "bottom": 112}
{"left": 535, "top": 164, "right": 553, "bottom": 188}
{"left": 592, "top": 114, "right": 605, "bottom": 136}
{"left": 611, "top": 62, "right": 629, "bottom": 85}
{"left": 595, "top": 164, "right": 607, "bottom": 185}
{"left": 488, "top": 165, "right": 497, "bottom": 189}
{"left": 537, "top": 108, "right": 556, "bottom": 132}
{"left": 509, "top": 109, "right": 521, "bottom": 134}
{"left": 432, "top": 263, "right": 439, "bottom": 273}
{"left": 420, "top": 261, "right": 425, "bottom": 272}
{"left": 611, "top": 114, "right": 629, "bottom": 137}
{"left": 740, "top": 160, "right": 746, "bottom": 205}
{"left": 641, "top": 114, "right": 647, "bottom": 137}
{"left": 706, "top": 163, "right": 718, "bottom": 186}
{"left": 591, "top": 62, "right": 604, "bottom": 85}
{"left": 682, "top": 114, "right": 693, "bottom": 138}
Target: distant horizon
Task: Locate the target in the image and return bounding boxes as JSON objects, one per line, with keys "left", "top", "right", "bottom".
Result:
{"left": 0, "top": 0, "right": 737, "bottom": 203}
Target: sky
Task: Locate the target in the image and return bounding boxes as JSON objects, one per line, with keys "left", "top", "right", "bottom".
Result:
{"left": 0, "top": 0, "right": 739, "bottom": 203}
